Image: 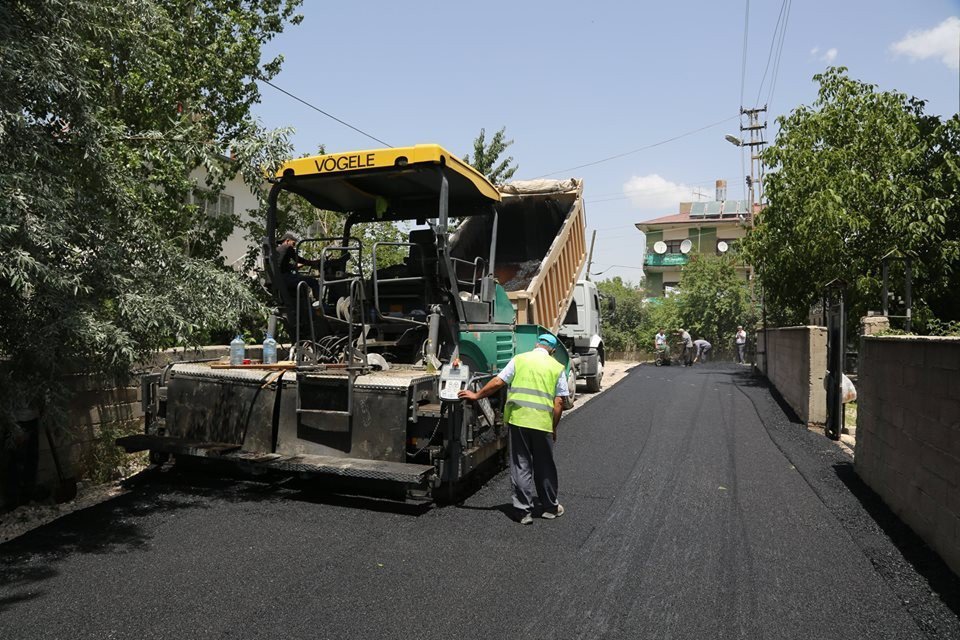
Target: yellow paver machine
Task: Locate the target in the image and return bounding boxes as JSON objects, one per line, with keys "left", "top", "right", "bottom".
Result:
{"left": 118, "top": 145, "right": 585, "bottom": 499}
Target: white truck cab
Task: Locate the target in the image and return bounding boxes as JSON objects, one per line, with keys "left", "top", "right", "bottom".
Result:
{"left": 559, "top": 280, "right": 606, "bottom": 392}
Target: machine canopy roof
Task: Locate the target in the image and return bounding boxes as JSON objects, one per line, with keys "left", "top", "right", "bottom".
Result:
{"left": 275, "top": 144, "right": 500, "bottom": 220}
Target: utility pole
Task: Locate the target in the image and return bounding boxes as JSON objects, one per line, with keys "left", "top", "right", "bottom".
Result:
{"left": 585, "top": 229, "right": 597, "bottom": 281}
{"left": 739, "top": 105, "right": 768, "bottom": 217}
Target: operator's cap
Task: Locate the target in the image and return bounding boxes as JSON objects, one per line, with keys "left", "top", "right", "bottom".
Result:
{"left": 537, "top": 334, "right": 558, "bottom": 349}
{"left": 280, "top": 231, "right": 300, "bottom": 242}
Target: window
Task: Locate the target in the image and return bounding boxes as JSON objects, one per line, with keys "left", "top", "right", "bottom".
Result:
{"left": 191, "top": 190, "right": 235, "bottom": 218}
{"left": 665, "top": 240, "right": 683, "bottom": 254}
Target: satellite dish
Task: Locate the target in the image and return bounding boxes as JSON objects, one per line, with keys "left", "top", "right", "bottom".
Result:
{"left": 680, "top": 239, "right": 693, "bottom": 254}
{"left": 717, "top": 240, "right": 729, "bottom": 254}
{"left": 653, "top": 241, "right": 667, "bottom": 255}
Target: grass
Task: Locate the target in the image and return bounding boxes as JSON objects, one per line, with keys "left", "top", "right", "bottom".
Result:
{"left": 844, "top": 401, "right": 857, "bottom": 432}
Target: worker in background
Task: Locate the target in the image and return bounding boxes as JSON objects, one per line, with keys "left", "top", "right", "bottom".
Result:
{"left": 678, "top": 328, "right": 694, "bottom": 366}
{"left": 277, "top": 231, "right": 322, "bottom": 305}
{"left": 654, "top": 327, "right": 668, "bottom": 359}
{"left": 693, "top": 338, "right": 712, "bottom": 364}
{"left": 735, "top": 325, "right": 748, "bottom": 364}
{"left": 458, "top": 334, "right": 569, "bottom": 525}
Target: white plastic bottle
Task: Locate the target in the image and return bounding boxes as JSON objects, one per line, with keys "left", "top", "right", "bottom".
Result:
{"left": 262, "top": 333, "right": 278, "bottom": 365}
{"left": 230, "top": 334, "right": 245, "bottom": 366}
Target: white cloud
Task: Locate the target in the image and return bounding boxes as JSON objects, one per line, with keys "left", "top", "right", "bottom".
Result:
{"left": 622, "top": 174, "right": 706, "bottom": 212}
{"left": 810, "top": 45, "right": 838, "bottom": 63}
{"left": 891, "top": 16, "right": 960, "bottom": 70}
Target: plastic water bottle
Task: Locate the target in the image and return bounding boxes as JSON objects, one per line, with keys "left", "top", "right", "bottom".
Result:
{"left": 230, "top": 335, "right": 245, "bottom": 366}
{"left": 262, "top": 333, "right": 278, "bottom": 365}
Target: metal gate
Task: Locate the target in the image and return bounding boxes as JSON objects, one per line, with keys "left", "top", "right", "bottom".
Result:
{"left": 824, "top": 281, "right": 845, "bottom": 440}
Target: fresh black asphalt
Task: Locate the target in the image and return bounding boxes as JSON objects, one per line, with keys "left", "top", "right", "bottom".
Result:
{"left": 2, "top": 364, "right": 959, "bottom": 639}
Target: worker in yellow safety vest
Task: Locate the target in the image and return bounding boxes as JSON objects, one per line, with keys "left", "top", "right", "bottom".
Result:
{"left": 458, "top": 334, "right": 570, "bottom": 525}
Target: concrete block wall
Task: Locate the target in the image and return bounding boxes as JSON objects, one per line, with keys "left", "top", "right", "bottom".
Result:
{"left": 3, "top": 344, "right": 267, "bottom": 508}
{"left": 757, "top": 326, "right": 827, "bottom": 426}
{"left": 855, "top": 335, "right": 960, "bottom": 577}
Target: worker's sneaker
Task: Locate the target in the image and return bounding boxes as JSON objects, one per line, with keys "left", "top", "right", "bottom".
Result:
{"left": 519, "top": 512, "right": 534, "bottom": 525}
{"left": 542, "top": 504, "right": 565, "bottom": 519}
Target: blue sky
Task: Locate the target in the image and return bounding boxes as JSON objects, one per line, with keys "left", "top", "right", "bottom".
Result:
{"left": 253, "top": 1, "right": 960, "bottom": 283}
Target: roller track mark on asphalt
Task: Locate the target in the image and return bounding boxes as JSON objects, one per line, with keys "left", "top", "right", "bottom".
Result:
{"left": 522, "top": 367, "right": 714, "bottom": 639}
{"left": 616, "top": 370, "right": 761, "bottom": 638}
{"left": 712, "top": 371, "right": 760, "bottom": 638}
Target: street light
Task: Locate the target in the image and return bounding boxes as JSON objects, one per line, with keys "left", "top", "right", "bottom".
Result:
{"left": 724, "top": 134, "right": 743, "bottom": 147}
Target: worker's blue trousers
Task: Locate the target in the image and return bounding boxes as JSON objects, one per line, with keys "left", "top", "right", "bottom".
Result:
{"left": 509, "top": 423, "right": 559, "bottom": 514}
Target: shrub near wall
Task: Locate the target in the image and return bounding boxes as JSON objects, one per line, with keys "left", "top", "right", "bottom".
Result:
{"left": 855, "top": 335, "right": 960, "bottom": 576}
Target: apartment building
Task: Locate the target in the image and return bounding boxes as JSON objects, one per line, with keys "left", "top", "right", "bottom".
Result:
{"left": 634, "top": 181, "right": 753, "bottom": 298}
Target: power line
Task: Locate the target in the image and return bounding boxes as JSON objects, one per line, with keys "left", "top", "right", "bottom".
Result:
{"left": 591, "top": 226, "right": 635, "bottom": 237}
{"left": 765, "top": 0, "right": 792, "bottom": 110}
{"left": 754, "top": 0, "right": 789, "bottom": 107}
{"left": 738, "top": 0, "right": 751, "bottom": 201}
{"left": 589, "top": 264, "right": 646, "bottom": 276}
{"left": 261, "top": 79, "right": 393, "bottom": 148}
{"left": 531, "top": 115, "right": 739, "bottom": 179}
{"left": 740, "top": 0, "right": 750, "bottom": 108}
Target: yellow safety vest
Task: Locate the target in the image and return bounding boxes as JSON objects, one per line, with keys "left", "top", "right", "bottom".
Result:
{"left": 504, "top": 350, "right": 564, "bottom": 432}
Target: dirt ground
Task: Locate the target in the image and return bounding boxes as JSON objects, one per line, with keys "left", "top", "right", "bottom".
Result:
{"left": 0, "top": 480, "right": 132, "bottom": 544}
{"left": 0, "top": 360, "right": 640, "bottom": 544}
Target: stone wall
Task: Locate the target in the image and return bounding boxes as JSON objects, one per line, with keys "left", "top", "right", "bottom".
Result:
{"left": 756, "top": 326, "right": 827, "bottom": 426}
{"left": 855, "top": 335, "right": 960, "bottom": 576}
{"left": 2, "top": 344, "right": 265, "bottom": 509}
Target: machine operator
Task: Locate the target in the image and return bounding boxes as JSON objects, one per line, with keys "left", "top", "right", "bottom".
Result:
{"left": 277, "top": 231, "right": 322, "bottom": 304}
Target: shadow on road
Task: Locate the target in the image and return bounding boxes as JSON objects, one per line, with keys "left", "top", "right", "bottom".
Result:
{"left": 833, "top": 461, "right": 960, "bottom": 619}
{"left": 0, "top": 565, "right": 55, "bottom": 614}
{"left": 286, "top": 486, "right": 433, "bottom": 517}
{"left": 0, "top": 487, "right": 184, "bottom": 615}
{"left": 0, "top": 464, "right": 292, "bottom": 612}
{"left": 454, "top": 501, "right": 521, "bottom": 523}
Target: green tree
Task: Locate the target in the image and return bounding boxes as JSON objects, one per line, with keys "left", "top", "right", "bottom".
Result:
{"left": 741, "top": 67, "right": 960, "bottom": 329}
{"left": 596, "top": 277, "right": 647, "bottom": 351}
{"left": 671, "top": 255, "right": 757, "bottom": 355}
{"left": 464, "top": 127, "right": 518, "bottom": 184}
{"left": 639, "top": 295, "right": 684, "bottom": 351}
{"left": 0, "top": 0, "right": 302, "bottom": 425}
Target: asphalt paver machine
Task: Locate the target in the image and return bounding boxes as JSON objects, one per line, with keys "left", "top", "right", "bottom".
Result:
{"left": 118, "top": 145, "right": 572, "bottom": 499}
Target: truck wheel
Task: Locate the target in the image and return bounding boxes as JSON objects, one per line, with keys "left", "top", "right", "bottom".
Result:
{"left": 585, "top": 362, "right": 603, "bottom": 393}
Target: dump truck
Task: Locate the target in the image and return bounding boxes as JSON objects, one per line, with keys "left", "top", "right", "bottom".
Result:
{"left": 118, "top": 145, "right": 586, "bottom": 499}
{"left": 452, "top": 179, "right": 604, "bottom": 393}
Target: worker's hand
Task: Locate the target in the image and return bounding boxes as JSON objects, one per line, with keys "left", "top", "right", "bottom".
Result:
{"left": 457, "top": 389, "right": 479, "bottom": 402}
{"left": 552, "top": 429, "right": 557, "bottom": 443}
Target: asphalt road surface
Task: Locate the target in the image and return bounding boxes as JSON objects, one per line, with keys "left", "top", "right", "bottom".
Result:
{"left": 2, "top": 364, "right": 959, "bottom": 639}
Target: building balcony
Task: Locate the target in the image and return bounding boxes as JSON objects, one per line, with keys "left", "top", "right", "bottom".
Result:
{"left": 644, "top": 253, "right": 689, "bottom": 267}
